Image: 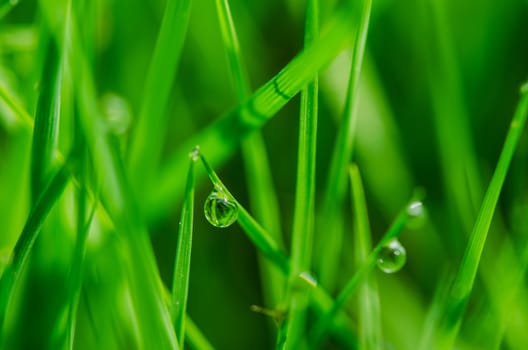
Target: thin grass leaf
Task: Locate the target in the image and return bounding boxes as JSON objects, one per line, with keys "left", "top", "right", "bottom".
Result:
{"left": 66, "top": 188, "right": 98, "bottom": 350}
{"left": 317, "top": 0, "right": 371, "bottom": 290}
{"left": 198, "top": 151, "right": 357, "bottom": 348}
{"left": 350, "top": 164, "right": 382, "bottom": 350}
{"left": 65, "top": 3, "right": 178, "bottom": 347}
{"left": 310, "top": 194, "right": 423, "bottom": 346}
{"left": 199, "top": 152, "right": 289, "bottom": 274}
{"left": 30, "top": 37, "right": 62, "bottom": 199}
{"left": 128, "top": 0, "right": 192, "bottom": 200}
{"left": 150, "top": 0, "right": 362, "bottom": 219}
{"left": 428, "top": 84, "right": 528, "bottom": 350}
{"left": 418, "top": 0, "right": 481, "bottom": 236}
{"left": 0, "top": 159, "right": 72, "bottom": 334}
{"left": 171, "top": 156, "right": 196, "bottom": 348}
{"left": 214, "top": 0, "right": 285, "bottom": 308}
{"left": 283, "top": 0, "right": 319, "bottom": 347}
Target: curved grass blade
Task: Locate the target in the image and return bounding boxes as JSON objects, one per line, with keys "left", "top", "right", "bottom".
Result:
{"left": 128, "top": 0, "right": 192, "bottom": 201}
{"left": 317, "top": 0, "right": 371, "bottom": 290}
{"left": 424, "top": 83, "right": 528, "bottom": 350}
{"left": 150, "top": 0, "right": 362, "bottom": 219}
{"left": 198, "top": 151, "right": 357, "bottom": 348}
{"left": 0, "top": 160, "right": 72, "bottom": 334}
{"left": 171, "top": 156, "right": 196, "bottom": 348}
{"left": 350, "top": 164, "right": 382, "bottom": 350}
{"left": 310, "top": 194, "right": 423, "bottom": 346}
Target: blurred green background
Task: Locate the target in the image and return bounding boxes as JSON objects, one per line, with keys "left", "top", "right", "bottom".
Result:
{"left": 1, "top": 0, "right": 528, "bottom": 349}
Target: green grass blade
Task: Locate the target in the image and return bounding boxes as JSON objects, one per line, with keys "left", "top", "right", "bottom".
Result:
{"left": 149, "top": 0, "right": 361, "bottom": 219}
{"left": 128, "top": 0, "right": 192, "bottom": 200}
{"left": 350, "top": 164, "right": 382, "bottom": 350}
{"left": 199, "top": 152, "right": 290, "bottom": 274}
{"left": 310, "top": 194, "right": 421, "bottom": 346}
{"left": 30, "top": 37, "right": 62, "bottom": 199}
{"left": 66, "top": 189, "right": 98, "bottom": 350}
{"left": 199, "top": 151, "right": 357, "bottom": 348}
{"left": 171, "top": 156, "right": 196, "bottom": 348}
{"left": 0, "top": 160, "right": 71, "bottom": 334}
{"left": 283, "top": 0, "right": 319, "bottom": 347}
{"left": 428, "top": 83, "right": 528, "bottom": 349}
{"left": 317, "top": 0, "right": 371, "bottom": 290}
{"left": 66, "top": 3, "right": 179, "bottom": 347}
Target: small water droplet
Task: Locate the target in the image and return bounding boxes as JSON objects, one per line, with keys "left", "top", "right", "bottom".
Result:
{"left": 377, "top": 240, "right": 406, "bottom": 273}
{"left": 407, "top": 201, "right": 424, "bottom": 217}
{"left": 521, "top": 81, "right": 528, "bottom": 94}
{"left": 189, "top": 146, "right": 200, "bottom": 161}
{"left": 101, "top": 93, "right": 131, "bottom": 135}
{"left": 298, "top": 271, "right": 318, "bottom": 288}
{"left": 204, "top": 190, "right": 238, "bottom": 227}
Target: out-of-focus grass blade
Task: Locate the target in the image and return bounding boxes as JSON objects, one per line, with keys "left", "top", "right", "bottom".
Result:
{"left": 128, "top": 0, "right": 192, "bottom": 201}
{"left": 350, "top": 164, "right": 382, "bottom": 350}
{"left": 0, "top": 83, "right": 34, "bottom": 130}
{"left": 0, "top": 160, "right": 71, "bottom": 334}
{"left": 0, "top": 0, "right": 20, "bottom": 19}
{"left": 214, "top": 0, "right": 285, "bottom": 308}
{"left": 30, "top": 37, "right": 62, "bottom": 199}
{"left": 425, "top": 84, "right": 528, "bottom": 350}
{"left": 199, "top": 152, "right": 357, "bottom": 348}
{"left": 317, "top": 0, "right": 371, "bottom": 290}
{"left": 310, "top": 194, "right": 422, "bottom": 346}
{"left": 283, "top": 0, "right": 319, "bottom": 348}
{"left": 150, "top": 0, "right": 362, "bottom": 219}
{"left": 65, "top": 2, "right": 179, "bottom": 347}
{"left": 171, "top": 157, "right": 196, "bottom": 348}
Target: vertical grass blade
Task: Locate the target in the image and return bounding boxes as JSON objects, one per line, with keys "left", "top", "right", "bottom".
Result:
{"left": 427, "top": 84, "right": 528, "bottom": 349}
{"left": 171, "top": 156, "right": 196, "bottom": 348}
{"left": 128, "top": 0, "right": 192, "bottom": 201}
{"left": 66, "top": 2, "right": 179, "bottom": 347}
{"left": 30, "top": 36, "right": 62, "bottom": 199}
{"left": 283, "top": 0, "right": 319, "bottom": 347}
{"left": 0, "top": 160, "right": 71, "bottom": 334}
{"left": 317, "top": 0, "right": 371, "bottom": 290}
{"left": 350, "top": 164, "right": 382, "bottom": 350}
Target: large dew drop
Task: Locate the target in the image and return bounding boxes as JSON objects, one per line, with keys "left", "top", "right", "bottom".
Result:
{"left": 377, "top": 240, "right": 406, "bottom": 273}
{"left": 204, "top": 190, "right": 238, "bottom": 228}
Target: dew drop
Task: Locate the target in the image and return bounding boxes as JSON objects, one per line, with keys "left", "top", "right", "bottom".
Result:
{"left": 521, "top": 81, "right": 528, "bottom": 94}
{"left": 377, "top": 240, "right": 406, "bottom": 273}
{"left": 101, "top": 93, "right": 131, "bottom": 135}
{"left": 298, "top": 271, "right": 318, "bottom": 288}
{"left": 189, "top": 146, "right": 200, "bottom": 161}
{"left": 407, "top": 201, "right": 424, "bottom": 217}
{"left": 204, "top": 190, "right": 238, "bottom": 227}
